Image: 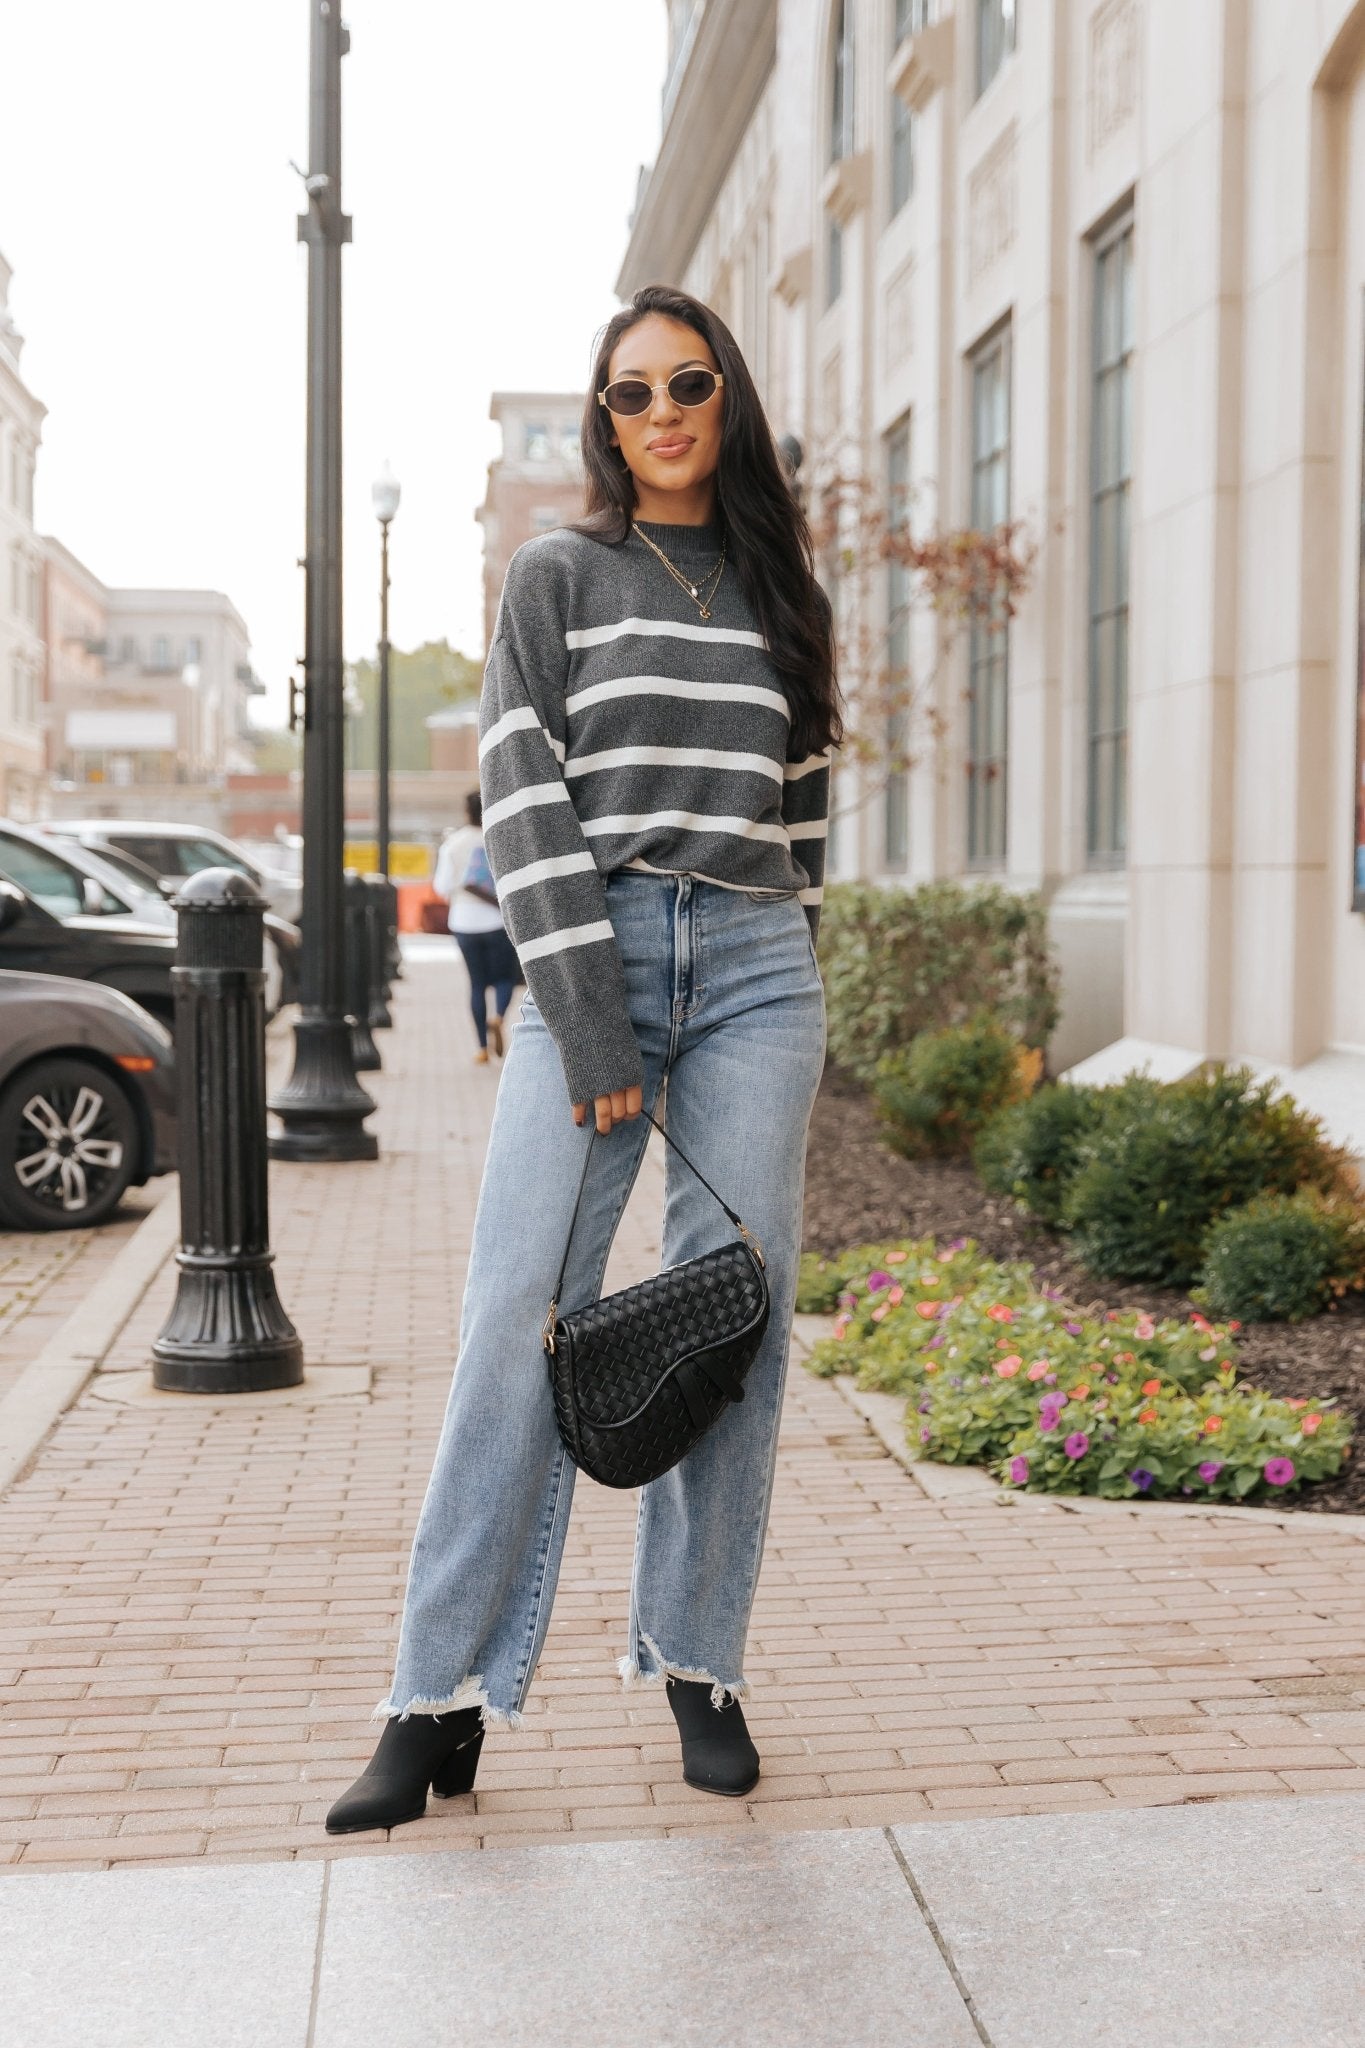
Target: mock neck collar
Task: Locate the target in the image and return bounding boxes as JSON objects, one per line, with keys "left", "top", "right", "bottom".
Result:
{"left": 631, "top": 517, "right": 725, "bottom": 557}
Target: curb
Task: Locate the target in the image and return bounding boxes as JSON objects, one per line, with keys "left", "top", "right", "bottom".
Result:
{"left": 798, "top": 1314, "right": 1365, "bottom": 1540}
{"left": 0, "top": 1185, "right": 181, "bottom": 1499}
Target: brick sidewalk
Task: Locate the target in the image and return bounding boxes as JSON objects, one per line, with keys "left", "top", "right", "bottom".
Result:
{"left": 2, "top": 946, "right": 1365, "bottom": 1872}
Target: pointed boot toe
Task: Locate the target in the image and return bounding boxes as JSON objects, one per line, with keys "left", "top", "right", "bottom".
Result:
{"left": 325, "top": 1708, "right": 484, "bottom": 1836}
{"left": 666, "top": 1676, "right": 760, "bottom": 1798}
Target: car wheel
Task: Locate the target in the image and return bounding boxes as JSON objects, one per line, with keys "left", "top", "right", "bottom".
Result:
{"left": 0, "top": 1057, "right": 140, "bottom": 1230}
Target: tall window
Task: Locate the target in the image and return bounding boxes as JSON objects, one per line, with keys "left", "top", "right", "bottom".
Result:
{"left": 830, "top": 0, "right": 854, "bottom": 163}
{"left": 967, "top": 324, "right": 1011, "bottom": 865}
{"left": 826, "top": 216, "right": 844, "bottom": 306}
{"left": 884, "top": 416, "right": 912, "bottom": 868}
{"left": 896, "top": 0, "right": 935, "bottom": 38}
{"left": 976, "top": 0, "right": 1017, "bottom": 98}
{"left": 1088, "top": 215, "right": 1134, "bottom": 864}
{"left": 890, "top": 93, "right": 914, "bottom": 216}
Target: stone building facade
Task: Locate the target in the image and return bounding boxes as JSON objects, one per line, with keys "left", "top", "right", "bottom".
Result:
{"left": 0, "top": 252, "right": 46, "bottom": 818}
{"left": 41, "top": 538, "right": 261, "bottom": 791}
{"left": 475, "top": 393, "right": 585, "bottom": 652}
{"left": 619, "top": 0, "right": 1365, "bottom": 1150}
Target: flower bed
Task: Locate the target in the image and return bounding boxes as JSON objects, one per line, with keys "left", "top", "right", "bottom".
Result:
{"left": 799, "top": 1237, "right": 1352, "bottom": 1504}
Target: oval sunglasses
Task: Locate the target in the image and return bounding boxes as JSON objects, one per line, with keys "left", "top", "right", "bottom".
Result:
{"left": 597, "top": 367, "right": 725, "bottom": 417}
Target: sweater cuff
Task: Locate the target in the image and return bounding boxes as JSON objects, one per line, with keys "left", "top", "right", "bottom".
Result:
{"left": 554, "top": 1008, "right": 646, "bottom": 1105}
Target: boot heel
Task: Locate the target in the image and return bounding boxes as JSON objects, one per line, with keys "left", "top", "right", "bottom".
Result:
{"left": 430, "top": 1727, "right": 484, "bottom": 1799}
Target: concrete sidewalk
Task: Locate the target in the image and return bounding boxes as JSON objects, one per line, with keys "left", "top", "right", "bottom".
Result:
{"left": 2, "top": 943, "right": 1365, "bottom": 1877}
{"left": 5, "top": 1792, "right": 1364, "bottom": 2046}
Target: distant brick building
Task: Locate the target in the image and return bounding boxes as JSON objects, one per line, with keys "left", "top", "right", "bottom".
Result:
{"left": 475, "top": 393, "right": 585, "bottom": 652}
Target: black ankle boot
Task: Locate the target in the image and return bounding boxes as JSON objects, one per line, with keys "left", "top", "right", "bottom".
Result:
{"left": 325, "top": 1708, "right": 484, "bottom": 1835}
{"left": 666, "top": 1676, "right": 759, "bottom": 1797}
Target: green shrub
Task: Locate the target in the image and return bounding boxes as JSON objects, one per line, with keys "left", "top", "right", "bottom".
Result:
{"left": 820, "top": 880, "right": 1058, "bottom": 1085}
{"left": 1196, "top": 1192, "right": 1365, "bottom": 1322}
{"left": 974, "top": 1084, "right": 1103, "bottom": 1225}
{"left": 796, "top": 1239, "right": 940, "bottom": 1315}
{"left": 873, "top": 1017, "right": 1035, "bottom": 1159}
{"left": 1061, "top": 1067, "right": 1349, "bottom": 1287}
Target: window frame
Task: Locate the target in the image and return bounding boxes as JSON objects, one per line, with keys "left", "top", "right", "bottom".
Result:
{"left": 966, "top": 320, "right": 1012, "bottom": 868}
{"left": 884, "top": 414, "right": 913, "bottom": 871}
{"left": 975, "top": 0, "right": 1017, "bottom": 100}
{"left": 1086, "top": 208, "right": 1134, "bottom": 868}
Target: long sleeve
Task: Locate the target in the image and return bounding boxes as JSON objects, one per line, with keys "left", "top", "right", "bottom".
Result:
{"left": 478, "top": 547, "right": 643, "bottom": 1103}
{"left": 781, "top": 747, "right": 831, "bottom": 945}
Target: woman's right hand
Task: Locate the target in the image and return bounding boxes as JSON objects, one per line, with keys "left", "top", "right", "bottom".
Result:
{"left": 572, "top": 1085, "right": 643, "bottom": 1134}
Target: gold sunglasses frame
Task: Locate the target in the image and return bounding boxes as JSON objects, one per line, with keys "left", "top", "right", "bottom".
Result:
{"left": 596, "top": 370, "right": 725, "bottom": 416}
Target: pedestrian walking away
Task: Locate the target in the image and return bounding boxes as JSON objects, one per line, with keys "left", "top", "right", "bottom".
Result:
{"left": 433, "top": 791, "right": 522, "bottom": 1061}
{"left": 328, "top": 283, "right": 841, "bottom": 1835}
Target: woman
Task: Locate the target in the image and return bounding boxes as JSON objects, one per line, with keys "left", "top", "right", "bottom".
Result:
{"left": 327, "top": 284, "right": 839, "bottom": 1835}
{"left": 432, "top": 791, "right": 521, "bottom": 1061}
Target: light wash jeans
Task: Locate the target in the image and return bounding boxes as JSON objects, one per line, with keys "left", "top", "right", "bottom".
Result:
{"left": 378, "top": 872, "right": 826, "bottom": 1725}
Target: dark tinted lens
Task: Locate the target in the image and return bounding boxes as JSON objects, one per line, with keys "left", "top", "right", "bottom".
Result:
{"left": 669, "top": 369, "right": 718, "bottom": 406}
{"left": 603, "top": 380, "right": 652, "bottom": 415}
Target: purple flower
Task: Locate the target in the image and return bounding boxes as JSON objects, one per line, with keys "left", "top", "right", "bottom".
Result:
{"left": 1038, "top": 1393, "right": 1067, "bottom": 1433}
{"left": 1008, "top": 1455, "right": 1030, "bottom": 1485}
{"left": 1198, "top": 1460, "right": 1223, "bottom": 1484}
{"left": 1129, "top": 1468, "right": 1154, "bottom": 1493}
{"left": 1064, "top": 1431, "right": 1090, "bottom": 1460}
{"left": 919, "top": 1425, "right": 932, "bottom": 1444}
{"left": 1065, "top": 1321, "right": 1083, "bottom": 1337}
{"left": 1264, "top": 1457, "right": 1295, "bottom": 1487}
{"left": 867, "top": 1269, "right": 892, "bottom": 1292}
{"left": 945, "top": 1236, "right": 967, "bottom": 1252}
{"left": 918, "top": 1396, "right": 932, "bottom": 1413}
{"left": 925, "top": 1333, "right": 943, "bottom": 1351}
{"left": 838, "top": 1291, "right": 856, "bottom": 1310}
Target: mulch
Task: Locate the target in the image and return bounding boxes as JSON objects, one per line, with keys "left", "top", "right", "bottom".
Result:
{"left": 802, "top": 1063, "right": 1365, "bottom": 1516}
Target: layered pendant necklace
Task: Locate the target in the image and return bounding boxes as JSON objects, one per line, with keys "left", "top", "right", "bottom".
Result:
{"left": 632, "top": 522, "right": 726, "bottom": 620}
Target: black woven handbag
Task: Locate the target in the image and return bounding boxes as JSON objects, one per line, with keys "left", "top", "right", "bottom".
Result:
{"left": 542, "top": 1109, "right": 770, "bottom": 1490}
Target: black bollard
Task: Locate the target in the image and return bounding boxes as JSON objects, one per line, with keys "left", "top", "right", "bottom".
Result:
{"left": 363, "top": 872, "right": 392, "bottom": 1029}
{"left": 346, "top": 869, "right": 381, "bottom": 1072}
{"left": 383, "top": 876, "right": 402, "bottom": 982}
{"left": 153, "top": 869, "right": 303, "bottom": 1392}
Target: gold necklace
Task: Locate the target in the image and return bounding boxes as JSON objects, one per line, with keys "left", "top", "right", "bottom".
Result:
{"left": 632, "top": 522, "right": 726, "bottom": 620}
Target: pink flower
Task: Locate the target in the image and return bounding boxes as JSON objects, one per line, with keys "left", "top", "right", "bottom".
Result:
{"left": 1302, "top": 1414, "right": 1323, "bottom": 1436}
{"left": 1008, "top": 1455, "right": 1030, "bottom": 1485}
{"left": 915, "top": 1302, "right": 940, "bottom": 1320}
{"left": 1198, "top": 1461, "right": 1223, "bottom": 1483}
{"left": 887, "top": 1285, "right": 905, "bottom": 1306}
{"left": 987, "top": 1304, "right": 1013, "bottom": 1324}
{"left": 885, "top": 1250, "right": 908, "bottom": 1265}
{"left": 1027, "top": 1360, "right": 1050, "bottom": 1382}
{"left": 1064, "top": 1432, "right": 1090, "bottom": 1460}
{"left": 1135, "top": 1317, "right": 1156, "bottom": 1340}
{"left": 870, "top": 1303, "right": 890, "bottom": 1323}
{"left": 1264, "top": 1457, "right": 1295, "bottom": 1487}
{"left": 995, "top": 1355, "right": 1022, "bottom": 1378}
{"left": 920, "top": 1425, "right": 932, "bottom": 1443}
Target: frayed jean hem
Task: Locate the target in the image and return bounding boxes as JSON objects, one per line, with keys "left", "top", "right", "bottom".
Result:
{"left": 618, "top": 1630, "right": 749, "bottom": 1712}
{"left": 372, "top": 1675, "right": 524, "bottom": 1731}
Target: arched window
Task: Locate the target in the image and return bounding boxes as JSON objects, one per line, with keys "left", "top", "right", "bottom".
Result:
{"left": 829, "top": 1, "right": 854, "bottom": 164}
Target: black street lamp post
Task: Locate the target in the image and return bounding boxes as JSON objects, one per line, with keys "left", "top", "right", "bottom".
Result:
{"left": 269, "top": 0, "right": 378, "bottom": 1164}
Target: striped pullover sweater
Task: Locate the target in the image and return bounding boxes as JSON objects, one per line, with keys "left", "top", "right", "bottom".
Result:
{"left": 478, "top": 517, "right": 831, "bottom": 1104}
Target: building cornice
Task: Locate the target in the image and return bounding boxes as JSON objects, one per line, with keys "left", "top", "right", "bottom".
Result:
{"left": 616, "top": 0, "right": 778, "bottom": 296}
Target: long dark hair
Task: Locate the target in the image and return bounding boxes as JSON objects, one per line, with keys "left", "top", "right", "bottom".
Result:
{"left": 572, "top": 284, "right": 842, "bottom": 759}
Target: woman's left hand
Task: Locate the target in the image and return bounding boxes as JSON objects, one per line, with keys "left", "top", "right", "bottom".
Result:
{"left": 572, "top": 1085, "right": 643, "bottom": 1134}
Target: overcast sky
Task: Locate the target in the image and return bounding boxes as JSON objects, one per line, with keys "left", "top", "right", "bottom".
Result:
{"left": 0, "top": 1, "right": 668, "bottom": 724}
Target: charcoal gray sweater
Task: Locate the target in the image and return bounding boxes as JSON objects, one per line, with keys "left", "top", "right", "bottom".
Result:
{"left": 478, "top": 517, "right": 831, "bottom": 1103}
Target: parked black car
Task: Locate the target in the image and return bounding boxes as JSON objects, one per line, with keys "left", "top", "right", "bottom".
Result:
{"left": 0, "top": 871, "right": 177, "bottom": 1035}
{"left": 0, "top": 950, "right": 175, "bottom": 1229}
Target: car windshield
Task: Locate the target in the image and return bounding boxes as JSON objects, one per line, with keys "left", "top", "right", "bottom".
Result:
{"left": 0, "top": 835, "right": 124, "bottom": 922}
{"left": 108, "top": 833, "right": 258, "bottom": 881}
{"left": 54, "top": 839, "right": 161, "bottom": 901}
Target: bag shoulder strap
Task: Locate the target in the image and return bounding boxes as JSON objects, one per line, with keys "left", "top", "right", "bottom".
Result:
{"left": 550, "top": 1106, "right": 759, "bottom": 1315}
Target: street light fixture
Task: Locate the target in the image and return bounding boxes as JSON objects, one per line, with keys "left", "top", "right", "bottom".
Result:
{"left": 371, "top": 462, "right": 400, "bottom": 880}
{"left": 268, "top": 0, "right": 378, "bottom": 1164}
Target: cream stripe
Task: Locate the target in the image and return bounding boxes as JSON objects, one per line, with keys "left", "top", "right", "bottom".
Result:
{"left": 783, "top": 752, "right": 830, "bottom": 781}
{"left": 481, "top": 781, "right": 573, "bottom": 830}
{"left": 566, "top": 617, "right": 767, "bottom": 651}
{"left": 565, "top": 675, "right": 789, "bottom": 719}
{"left": 478, "top": 705, "right": 538, "bottom": 760}
{"left": 516, "top": 918, "right": 617, "bottom": 963}
{"left": 786, "top": 818, "right": 829, "bottom": 840}
{"left": 479, "top": 706, "right": 565, "bottom": 765}
{"left": 798, "top": 886, "right": 825, "bottom": 906}
{"left": 580, "top": 811, "right": 792, "bottom": 847}
{"left": 564, "top": 745, "right": 783, "bottom": 786}
{"left": 494, "top": 850, "right": 598, "bottom": 899}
